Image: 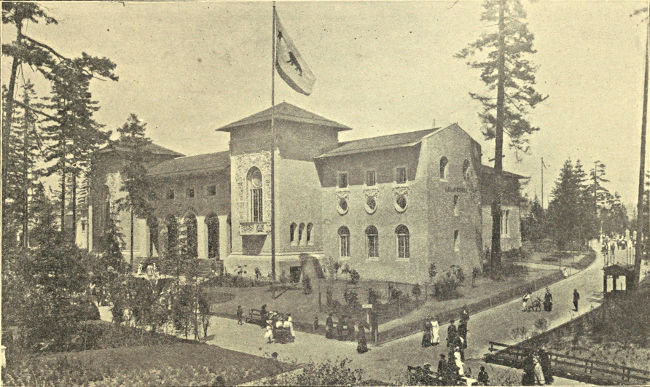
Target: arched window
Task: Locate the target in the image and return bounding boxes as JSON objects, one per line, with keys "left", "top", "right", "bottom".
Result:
{"left": 396, "top": 225, "right": 409, "bottom": 259}
{"left": 166, "top": 215, "right": 178, "bottom": 254}
{"left": 306, "top": 223, "right": 313, "bottom": 245}
{"left": 338, "top": 226, "right": 350, "bottom": 257}
{"left": 502, "top": 209, "right": 510, "bottom": 236}
{"left": 366, "top": 226, "right": 379, "bottom": 258}
{"left": 298, "top": 223, "right": 305, "bottom": 245}
{"left": 184, "top": 214, "right": 198, "bottom": 258}
{"left": 289, "top": 223, "right": 297, "bottom": 245}
{"left": 206, "top": 214, "right": 220, "bottom": 259}
{"left": 247, "top": 167, "right": 263, "bottom": 222}
{"left": 440, "top": 157, "right": 449, "bottom": 180}
{"left": 462, "top": 159, "right": 471, "bottom": 181}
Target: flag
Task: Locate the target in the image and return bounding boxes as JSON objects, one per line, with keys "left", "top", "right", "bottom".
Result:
{"left": 275, "top": 11, "right": 316, "bottom": 95}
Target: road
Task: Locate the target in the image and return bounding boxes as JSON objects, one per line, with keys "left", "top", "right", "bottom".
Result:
{"left": 198, "top": 242, "right": 618, "bottom": 384}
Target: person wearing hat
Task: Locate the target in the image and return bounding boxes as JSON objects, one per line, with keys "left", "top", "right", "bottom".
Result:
{"left": 477, "top": 365, "right": 489, "bottom": 385}
{"left": 325, "top": 313, "right": 334, "bottom": 339}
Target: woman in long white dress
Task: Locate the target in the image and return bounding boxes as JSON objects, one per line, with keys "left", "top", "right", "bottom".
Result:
{"left": 454, "top": 347, "right": 464, "bottom": 376}
{"left": 430, "top": 319, "right": 440, "bottom": 345}
{"left": 264, "top": 325, "right": 274, "bottom": 343}
{"left": 533, "top": 354, "right": 545, "bottom": 385}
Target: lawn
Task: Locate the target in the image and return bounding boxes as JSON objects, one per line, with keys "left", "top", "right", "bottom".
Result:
{"left": 205, "top": 261, "right": 562, "bottom": 336}
{"left": 4, "top": 343, "right": 296, "bottom": 386}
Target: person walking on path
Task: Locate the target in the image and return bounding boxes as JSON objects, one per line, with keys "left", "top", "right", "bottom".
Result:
{"left": 431, "top": 318, "right": 440, "bottom": 345}
{"left": 460, "top": 306, "right": 470, "bottom": 322}
{"left": 437, "top": 354, "right": 447, "bottom": 380}
{"left": 573, "top": 289, "right": 580, "bottom": 311}
{"left": 237, "top": 305, "right": 244, "bottom": 325}
{"left": 522, "top": 291, "right": 531, "bottom": 311}
{"left": 421, "top": 319, "right": 432, "bottom": 347}
{"left": 356, "top": 322, "right": 368, "bottom": 354}
{"left": 447, "top": 320, "right": 457, "bottom": 349}
{"left": 458, "top": 319, "right": 468, "bottom": 349}
{"left": 543, "top": 288, "right": 553, "bottom": 312}
{"left": 477, "top": 366, "right": 489, "bottom": 386}
{"left": 264, "top": 325, "right": 274, "bottom": 344}
{"left": 325, "top": 313, "right": 334, "bottom": 339}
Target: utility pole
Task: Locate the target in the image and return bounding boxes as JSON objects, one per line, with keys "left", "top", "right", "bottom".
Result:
{"left": 270, "top": 1, "right": 277, "bottom": 282}
{"left": 490, "top": 0, "right": 506, "bottom": 271}
{"left": 22, "top": 96, "right": 30, "bottom": 248}
{"left": 541, "top": 157, "right": 544, "bottom": 209}
{"left": 634, "top": 9, "right": 650, "bottom": 288}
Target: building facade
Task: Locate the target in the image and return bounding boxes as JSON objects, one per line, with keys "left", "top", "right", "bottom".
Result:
{"left": 77, "top": 102, "right": 525, "bottom": 284}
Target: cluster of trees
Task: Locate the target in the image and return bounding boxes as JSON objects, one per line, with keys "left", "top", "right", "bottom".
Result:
{"left": 521, "top": 159, "right": 629, "bottom": 249}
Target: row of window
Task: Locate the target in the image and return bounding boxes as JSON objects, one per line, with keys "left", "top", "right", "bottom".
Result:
{"left": 152, "top": 185, "right": 218, "bottom": 201}
{"left": 336, "top": 158, "right": 472, "bottom": 189}
{"left": 338, "top": 194, "right": 462, "bottom": 216}
{"left": 336, "top": 225, "right": 461, "bottom": 259}
{"left": 289, "top": 222, "right": 314, "bottom": 246}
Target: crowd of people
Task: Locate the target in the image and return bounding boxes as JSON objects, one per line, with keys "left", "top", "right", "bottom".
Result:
{"left": 522, "top": 287, "right": 554, "bottom": 312}
{"left": 324, "top": 312, "right": 369, "bottom": 353}
{"left": 521, "top": 348, "right": 553, "bottom": 385}
{"left": 253, "top": 304, "right": 296, "bottom": 344}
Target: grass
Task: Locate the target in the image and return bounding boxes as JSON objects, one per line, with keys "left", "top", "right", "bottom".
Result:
{"left": 205, "top": 261, "right": 560, "bottom": 336}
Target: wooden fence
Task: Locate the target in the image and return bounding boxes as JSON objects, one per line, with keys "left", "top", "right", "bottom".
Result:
{"left": 485, "top": 341, "right": 650, "bottom": 385}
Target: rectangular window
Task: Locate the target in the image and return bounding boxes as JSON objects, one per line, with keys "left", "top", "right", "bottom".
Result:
{"left": 502, "top": 209, "right": 510, "bottom": 235}
{"left": 368, "top": 235, "right": 379, "bottom": 258}
{"left": 251, "top": 188, "right": 263, "bottom": 222}
{"left": 81, "top": 222, "right": 86, "bottom": 232}
{"left": 396, "top": 167, "right": 407, "bottom": 184}
{"left": 166, "top": 190, "right": 175, "bottom": 200}
{"left": 187, "top": 187, "right": 195, "bottom": 198}
{"left": 366, "top": 170, "right": 376, "bottom": 186}
{"left": 453, "top": 195, "right": 459, "bottom": 217}
{"left": 454, "top": 230, "right": 460, "bottom": 252}
{"left": 338, "top": 172, "right": 348, "bottom": 189}
{"left": 207, "top": 185, "right": 217, "bottom": 196}
{"left": 397, "top": 235, "right": 409, "bottom": 258}
{"left": 340, "top": 234, "right": 350, "bottom": 257}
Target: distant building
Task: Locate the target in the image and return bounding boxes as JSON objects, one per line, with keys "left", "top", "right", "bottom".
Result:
{"left": 77, "top": 102, "right": 525, "bottom": 283}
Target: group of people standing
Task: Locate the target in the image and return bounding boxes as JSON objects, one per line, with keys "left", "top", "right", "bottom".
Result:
{"left": 258, "top": 304, "right": 295, "bottom": 344}
{"left": 521, "top": 348, "right": 553, "bottom": 385}
{"left": 324, "top": 313, "right": 369, "bottom": 354}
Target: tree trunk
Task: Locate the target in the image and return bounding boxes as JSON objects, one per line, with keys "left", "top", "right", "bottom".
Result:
{"left": 491, "top": 0, "right": 506, "bottom": 272}
{"left": 22, "top": 95, "right": 30, "bottom": 248}
{"left": 3, "top": 23, "right": 22, "bottom": 213}
{"left": 130, "top": 207, "right": 134, "bottom": 267}
{"left": 72, "top": 173, "right": 77, "bottom": 241}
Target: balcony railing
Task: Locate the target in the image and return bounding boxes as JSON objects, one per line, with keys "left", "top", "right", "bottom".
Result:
{"left": 239, "top": 221, "right": 271, "bottom": 235}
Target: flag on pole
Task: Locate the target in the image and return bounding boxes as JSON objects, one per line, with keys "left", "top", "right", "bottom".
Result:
{"left": 275, "top": 11, "right": 316, "bottom": 95}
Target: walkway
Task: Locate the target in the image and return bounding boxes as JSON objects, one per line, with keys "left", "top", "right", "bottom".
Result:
{"left": 197, "top": 241, "right": 607, "bottom": 384}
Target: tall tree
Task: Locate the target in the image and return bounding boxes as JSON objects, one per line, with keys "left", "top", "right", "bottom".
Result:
{"left": 3, "top": 81, "right": 43, "bottom": 247}
{"left": 115, "top": 114, "right": 154, "bottom": 266}
{"left": 2, "top": 3, "right": 57, "bottom": 210}
{"left": 456, "top": 0, "right": 547, "bottom": 269}
{"left": 40, "top": 55, "right": 117, "bottom": 236}
{"left": 547, "top": 160, "right": 581, "bottom": 249}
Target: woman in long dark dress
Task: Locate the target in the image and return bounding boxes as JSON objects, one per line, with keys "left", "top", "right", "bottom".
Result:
{"left": 356, "top": 322, "right": 368, "bottom": 353}
{"left": 337, "top": 315, "right": 346, "bottom": 341}
{"left": 325, "top": 313, "right": 334, "bottom": 339}
{"left": 421, "top": 319, "right": 432, "bottom": 347}
{"left": 543, "top": 288, "right": 553, "bottom": 312}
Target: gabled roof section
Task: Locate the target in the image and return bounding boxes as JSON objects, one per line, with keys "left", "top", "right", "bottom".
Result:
{"left": 98, "top": 141, "right": 184, "bottom": 157}
{"left": 216, "top": 102, "right": 352, "bottom": 132}
{"left": 147, "top": 151, "right": 230, "bottom": 177}
{"left": 480, "top": 164, "right": 528, "bottom": 179}
{"left": 316, "top": 128, "right": 439, "bottom": 159}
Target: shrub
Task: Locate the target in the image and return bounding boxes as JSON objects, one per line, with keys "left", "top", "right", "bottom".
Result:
{"left": 302, "top": 275, "right": 312, "bottom": 294}
{"left": 428, "top": 263, "right": 437, "bottom": 281}
{"left": 326, "top": 286, "right": 335, "bottom": 307}
{"left": 344, "top": 288, "right": 359, "bottom": 308}
{"left": 287, "top": 358, "right": 364, "bottom": 386}
{"left": 255, "top": 267, "right": 262, "bottom": 280}
{"left": 535, "top": 317, "right": 548, "bottom": 332}
{"left": 341, "top": 263, "right": 350, "bottom": 275}
{"left": 279, "top": 270, "right": 288, "bottom": 285}
{"left": 367, "top": 288, "right": 380, "bottom": 305}
{"left": 349, "top": 269, "right": 360, "bottom": 285}
{"left": 434, "top": 265, "right": 465, "bottom": 300}
{"left": 388, "top": 285, "right": 403, "bottom": 302}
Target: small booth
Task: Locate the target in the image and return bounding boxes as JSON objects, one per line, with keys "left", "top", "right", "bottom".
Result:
{"left": 603, "top": 264, "right": 634, "bottom": 297}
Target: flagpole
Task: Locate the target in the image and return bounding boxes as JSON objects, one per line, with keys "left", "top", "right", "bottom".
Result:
{"left": 634, "top": 6, "right": 650, "bottom": 287}
{"left": 270, "top": 1, "right": 277, "bottom": 282}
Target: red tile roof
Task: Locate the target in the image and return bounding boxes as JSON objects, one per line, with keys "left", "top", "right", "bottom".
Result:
{"left": 316, "top": 128, "right": 440, "bottom": 158}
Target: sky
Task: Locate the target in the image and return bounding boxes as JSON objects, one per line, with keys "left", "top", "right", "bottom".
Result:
{"left": 2, "top": 0, "right": 648, "bottom": 210}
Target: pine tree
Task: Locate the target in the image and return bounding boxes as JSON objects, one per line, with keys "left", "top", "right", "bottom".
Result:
{"left": 115, "top": 114, "right": 154, "bottom": 266}
{"left": 456, "top": 0, "right": 547, "bottom": 269}
{"left": 547, "top": 160, "right": 581, "bottom": 249}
